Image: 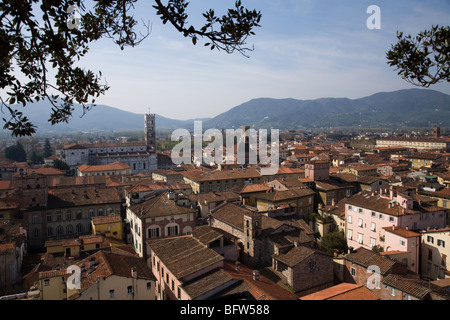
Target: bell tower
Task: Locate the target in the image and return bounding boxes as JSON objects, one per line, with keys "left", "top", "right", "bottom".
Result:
{"left": 145, "top": 110, "right": 156, "bottom": 152}
{"left": 243, "top": 212, "right": 262, "bottom": 268}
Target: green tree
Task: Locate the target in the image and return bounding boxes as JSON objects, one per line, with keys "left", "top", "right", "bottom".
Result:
{"left": 387, "top": 25, "right": 450, "bottom": 88}
{"left": 31, "top": 150, "right": 44, "bottom": 164}
{"left": 43, "top": 138, "right": 53, "bottom": 158}
{"left": 319, "top": 231, "right": 349, "bottom": 255}
{"left": 0, "top": 0, "right": 261, "bottom": 136}
{"left": 4, "top": 142, "right": 27, "bottom": 162}
{"left": 52, "top": 159, "right": 70, "bottom": 171}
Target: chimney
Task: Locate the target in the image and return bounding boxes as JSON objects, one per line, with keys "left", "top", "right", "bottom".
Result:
{"left": 253, "top": 270, "right": 260, "bottom": 281}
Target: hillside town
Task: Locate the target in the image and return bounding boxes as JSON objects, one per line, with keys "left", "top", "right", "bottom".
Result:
{"left": 1, "top": 114, "right": 450, "bottom": 301}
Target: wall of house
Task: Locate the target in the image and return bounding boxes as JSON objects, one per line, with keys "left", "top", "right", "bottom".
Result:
{"left": 74, "top": 275, "right": 155, "bottom": 300}
{"left": 384, "top": 231, "right": 420, "bottom": 274}
{"left": 291, "top": 252, "right": 334, "bottom": 295}
{"left": 420, "top": 229, "right": 450, "bottom": 280}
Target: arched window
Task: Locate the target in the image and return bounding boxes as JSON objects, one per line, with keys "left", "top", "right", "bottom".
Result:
{"left": 56, "top": 225, "right": 64, "bottom": 236}
{"left": 33, "top": 228, "right": 40, "bottom": 238}
{"left": 166, "top": 223, "right": 179, "bottom": 237}
{"left": 147, "top": 226, "right": 161, "bottom": 238}
{"left": 67, "top": 225, "right": 74, "bottom": 234}
{"left": 183, "top": 226, "right": 192, "bottom": 235}
{"left": 47, "top": 227, "right": 53, "bottom": 237}
{"left": 98, "top": 208, "right": 104, "bottom": 216}
{"left": 89, "top": 208, "right": 95, "bottom": 217}
{"left": 76, "top": 223, "right": 83, "bottom": 234}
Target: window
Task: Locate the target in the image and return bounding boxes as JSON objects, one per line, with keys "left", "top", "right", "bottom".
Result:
{"left": 370, "top": 237, "right": 376, "bottom": 248}
{"left": 351, "top": 267, "right": 356, "bottom": 277}
{"left": 32, "top": 215, "right": 39, "bottom": 224}
{"left": 438, "top": 239, "right": 445, "bottom": 247}
{"left": 89, "top": 209, "right": 95, "bottom": 217}
{"left": 370, "top": 222, "right": 376, "bottom": 232}
{"left": 56, "top": 226, "right": 64, "bottom": 236}
{"left": 358, "top": 218, "right": 363, "bottom": 227}
{"left": 400, "top": 240, "right": 406, "bottom": 246}
{"left": 148, "top": 226, "right": 160, "bottom": 238}
{"left": 348, "top": 215, "right": 352, "bottom": 224}
{"left": 389, "top": 217, "right": 395, "bottom": 223}
{"left": 391, "top": 288, "right": 395, "bottom": 296}
{"left": 147, "top": 282, "right": 152, "bottom": 290}
{"left": 47, "top": 227, "right": 53, "bottom": 237}
{"left": 379, "top": 214, "right": 383, "bottom": 220}
{"left": 427, "top": 236, "right": 434, "bottom": 244}
{"left": 167, "top": 225, "right": 179, "bottom": 236}
{"left": 178, "top": 287, "right": 181, "bottom": 299}
{"left": 371, "top": 211, "right": 376, "bottom": 218}
{"left": 347, "top": 229, "right": 353, "bottom": 240}
{"left": 46, "top": 215, "right": 52, "bottom": 222}
{"left": 357, "top": 233, "right": 363, "bottom": 244}
{"left": 127, "top": 286, "right": 133, "bottom": 294}
{"left": 109, "top": 290, "right": 115, "bottom": 298}
{"left": 44, "top": 279, "right": 50, "bottom": 286}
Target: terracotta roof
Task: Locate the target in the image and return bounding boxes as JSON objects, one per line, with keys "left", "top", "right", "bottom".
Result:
{"left": 91, "top": 214, "right": 122, "bottom": 225}
{"left": 77, "top": 162, "right": 131, "bottom": 173}
{"left": 189, "top": 191, "right": 240, "bottom": 204}
{"left": 383, "top": 226, "right": 421, "bottom": 238}
{"left": 192, "top": 225, "right": 223, "bottom": 246}
{"left": 128, "top": 191, "right": 197, "bottom": 219}
{"left": 182, "top": 167, "right": 262, "bottom": 182}
{"left": 28, "top": 167, "right": 66, "bottom": 176}
{"left": 238, "top": 184, "right": 271, "bottom": 194}
{"left": 68, "top": 250, "right": 154, "bottom": 297}
{"left": 300, "top": 283, "right": 379, "bottom": 300}
{"left": 147, "top": 236, "right": 224, "bottom": 280}
{"left": 272, "top": 246, "right": 330, "bottom": 268}
{"left": 181, "top": 268, "right": 235, "bottom": 299}
{"left": 254, "top": 187, "right": 315, "bottom": 202}
{"left": 382, "top": 274, "right": 433, "bottom": 299}
{"left": 345, "top": 247, "right": 401, "bottom": 275}
{"left": 221, "top": 260, "right": 298, "bottom": 300}
{"left": 47, "top": 186, "right": 121, "bottom": 208}
{"left": 0, "top": 242, "right": 15, "bottom": 255}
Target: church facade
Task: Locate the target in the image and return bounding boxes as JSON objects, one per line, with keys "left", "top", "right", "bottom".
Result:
{"left": 57, "top": 113, "right": 158, "bottom": 174}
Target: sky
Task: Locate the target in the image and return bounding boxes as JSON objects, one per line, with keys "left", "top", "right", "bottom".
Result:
{"left": 77, "top": 0, "right": 450, "bottom": 120}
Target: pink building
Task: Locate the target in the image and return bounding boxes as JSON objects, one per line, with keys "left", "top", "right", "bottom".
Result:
{"left": 345, "top": 186, "right": 446, "bottom": 269}
{"left": 381, "top": 226, "right": 421, "bottom": 274}
{"left": 147, "top": 235, "right": 225, "bottom": 300}
{"left": 305, "top": 160, "right": 329, "bottom": 181}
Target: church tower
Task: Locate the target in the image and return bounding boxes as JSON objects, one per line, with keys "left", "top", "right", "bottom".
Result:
{"left": 145, "top": 112, "right": 156, "bottom": 152}
{"left": 243, "top": 212, "right": 262, "bottom": 268}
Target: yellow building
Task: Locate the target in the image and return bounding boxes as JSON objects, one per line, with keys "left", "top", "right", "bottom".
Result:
{"left": 404, "top": 153, "right": 443, "bottom": 169}
{"left": 376, "top": 136, "right": 450, "bottom": 151}
{"left": 254, "top": 187, "right": 316, "bottom": 220}
{"left": 44, "top": 234, "right": 112, "bottom": 258}
{"left": 91, "top": 214, "right": 123, "bottom": 241}
{"left": 39, "top": 270, "right": 68, "bottom": 300}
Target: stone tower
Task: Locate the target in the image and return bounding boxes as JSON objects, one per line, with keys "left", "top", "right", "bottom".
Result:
{"left": 145, "top": 112, "right": 156, "bottom": 152}
{"left": 243, "top": 212, "right": 262, "bottom": 268}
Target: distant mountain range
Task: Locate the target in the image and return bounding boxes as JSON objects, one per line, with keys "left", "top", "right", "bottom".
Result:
{"left": 2, "top": 88, "right": 450, "bottom": 134}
